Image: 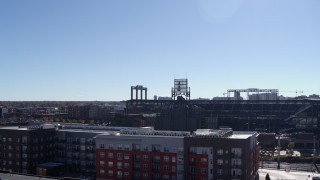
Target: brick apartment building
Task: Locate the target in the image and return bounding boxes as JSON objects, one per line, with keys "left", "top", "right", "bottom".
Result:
{"left": 0, "top": 124, "right": 259, "bottom": 180}
{"left": 0, "top": 124, "right": 55, "bottom": 174}
{"left": 95, "top": 127, "right": 259, "bottom": 180}
{"left": 185, "top": 129, "right": 259, "bottom": 180}
{"left": 95, "top": 127, "right": 189, "bottom": 180}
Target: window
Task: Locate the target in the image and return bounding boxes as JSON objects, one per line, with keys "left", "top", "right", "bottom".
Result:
{"left": 108, "top": 152, "right": 113, "bottom": 159}
{"left": 8, "top": 138, "right": 12, "bottom": 142}
{"left": 201, "top": 149, "right": 207, "bottom": 154}
{"left": 117, "top": 144, "right": 122, "bottom": 150}
{"left": 124, "top": 163, "right": 130, "bottom": 169}
{"left": 108, "top": 170, "right": 113, "bottom": 176}
{"left": 117, "top": 153, "right": 122, "bottom": 160}
{"left": 124, "top": 154, "right": 130, "bottom": 160}
{"left": 163, "top": 165, "right": 169, "bottom": 171}
{"left": 201, "top": 177, "right": 207, "bottom": 180}
{"left": 143, "top": 173, "right": 148, "bottom": 178}
{"left": 163, "top": 175, "right": 169, "bottom": 180}
{"left": 152, "top": 144, "right": 161, "bottom": 152}
{"left": 172, "top": 156, "right": 176, "bottom": 163}
{"left": 108, "top": 161, "right": 113, "bottom": 168}
{"left": 217, "top": 149, "right": 223, "bottom": 155}
{"left": 231, "top": 148, "right": 242, "bottom": 158}
{"left": 190, "top": 167, "right": 197, "bottom": 174}
{"left": 132, "top": 144, "right": 140, "bottom": 151}
{"left": 124, "top": 172, "right": 129, "bottom": 178}
{"left": 117, "top": 162, "right": 122, "bottom": 169}
{"left": 143, "top": 155, "right": 148, "bottom": 161}
{"left": 143, "top": 164, "right": 148, "bottom": 170}
{"left": 201, "top": 168, "right": 207, "bottom": 174}
{"left": 190, "top": 147, "right": 196, "bottom": 153}
{"left": 108, "top": 144, "right": 113, "bottom": 150}
{"left": 99, "top": 152, "right": 105, "bottom": 158}
{"left": 164, "top": 156, "right": 169, "bottom": 162}
{"left": 100, "top": 169, "right": 105, "bottom": 175}
{"left": 153, "top": 156, "right": 160, "bottom": 163}
{"left": 217, "top": 159, "right": 223, "bottom": 165}
{"left": 124, "top": 145, "right": 130, "bottom": 150}
{"left": 217, "top": 169, "right": 223, "bottom": 175}
{"left": 100, "top": 144, "right": 104, "bottom": 149}
{"left": 201, "top": 158, "right": 207, "bottom": 163}
{"left": 164, "top": 146, "right": 169, "bottom": 152}
{"left": 117, "top": 171, "right": 122, "bottom": 178}
{"left": 99, "top": 161, "right": 105, "bottom": 167}
{"left": 172, "top": 166, "right": 176, "bottom": 172}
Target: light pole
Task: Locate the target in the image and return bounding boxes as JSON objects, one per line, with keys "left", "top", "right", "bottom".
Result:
{"left": 276, "top": 135, "right": 281, "bottom": 169}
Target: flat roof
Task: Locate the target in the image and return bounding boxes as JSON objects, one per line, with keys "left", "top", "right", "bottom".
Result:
{"left": 38, "top": 162, "right": 64, "bottom": 168}
{"left": 0, "top": 172, "right": 56, "bottom": 180}
{"left": 229, "top": 134, "right": 253, "bottom": 139}
{"left": 57, "top": 129, "right": 114, "bottom": 134}
{"left": 0, "top": 126, "right": 28, "bottom": 130}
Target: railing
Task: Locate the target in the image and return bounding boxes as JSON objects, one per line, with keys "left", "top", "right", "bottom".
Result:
{"left": 152, "top": 169, "right": 160, "bottom": 173}
{"left": 152, "top": 159, "right": 160, "bottom": 164}
{"left": 231, "top": 164, "right": 242, "bottom": 168}
{"left": 231, "top": 153, "right": 242, "bottom": 158}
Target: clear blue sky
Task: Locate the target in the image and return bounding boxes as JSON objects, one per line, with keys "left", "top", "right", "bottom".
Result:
{"left": 1, "top": 0, "right": 320, "bottom": 101}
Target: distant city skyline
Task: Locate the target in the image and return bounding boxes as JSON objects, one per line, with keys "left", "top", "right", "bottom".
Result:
{"left": 1, "top": 0, "right": 320, "bottom": 101}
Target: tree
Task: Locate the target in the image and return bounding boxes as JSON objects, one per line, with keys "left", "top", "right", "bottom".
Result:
{"left": 265, "top": 173, "right": 271, "bottom": 180}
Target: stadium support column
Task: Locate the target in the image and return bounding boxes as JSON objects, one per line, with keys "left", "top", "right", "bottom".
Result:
{"left": 145, "top": 88, "right": 147, "bottom": 100}
{"left": 131, "top": 86, "right": 134, "bottom": 100}
{"left": 136, "top": 86, "right": 138, "bottom": 100}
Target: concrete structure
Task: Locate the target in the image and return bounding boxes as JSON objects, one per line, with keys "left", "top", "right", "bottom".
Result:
{"left": 131, "top": 85, "right": 147, "bottom": 101}
{"left": 127, "top": 99, "right": 320, "bottom": 132}
{"left": 248, "top": 92, "right": 278, "bottom": 100}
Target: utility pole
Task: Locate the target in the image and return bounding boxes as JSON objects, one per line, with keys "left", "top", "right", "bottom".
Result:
{"left": 313, "top": 135, "right": 316, "bottom": 164}
{"left": 277, "top": 135, "right": 281, "bottom": 170}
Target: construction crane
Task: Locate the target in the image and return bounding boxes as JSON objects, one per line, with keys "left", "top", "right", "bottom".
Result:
{"left": 280, "top": 90, "right": 303, "bottom": 98}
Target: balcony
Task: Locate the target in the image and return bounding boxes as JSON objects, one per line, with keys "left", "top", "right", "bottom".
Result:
{"left": 232, "top": 175, "right": 242, "bottom": 179}
{"left": 72, "top": 148, "right": 81, "bottom": 152}
{"left": 152, "top": 149, "right": 160, "bottom": 152}
{"left": 152, "top": 169, "right": 160, "bottom": 173}
{"left": 86, "top": 141, "right": 95, "bottom": 145}
{"left": 86, "top": 149, "right": 95, "bottom": 153}
{"left": 72, "top": 141, "right": 80, "bottom": 144}
{"left": 231, "top": 164, "right": 241, "bottom": 168}
{"left": 231, "top": 153, "right": 242, "bottom": 158}
{"left": 152, "top": 159, "right": 160, "bottom": 164}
